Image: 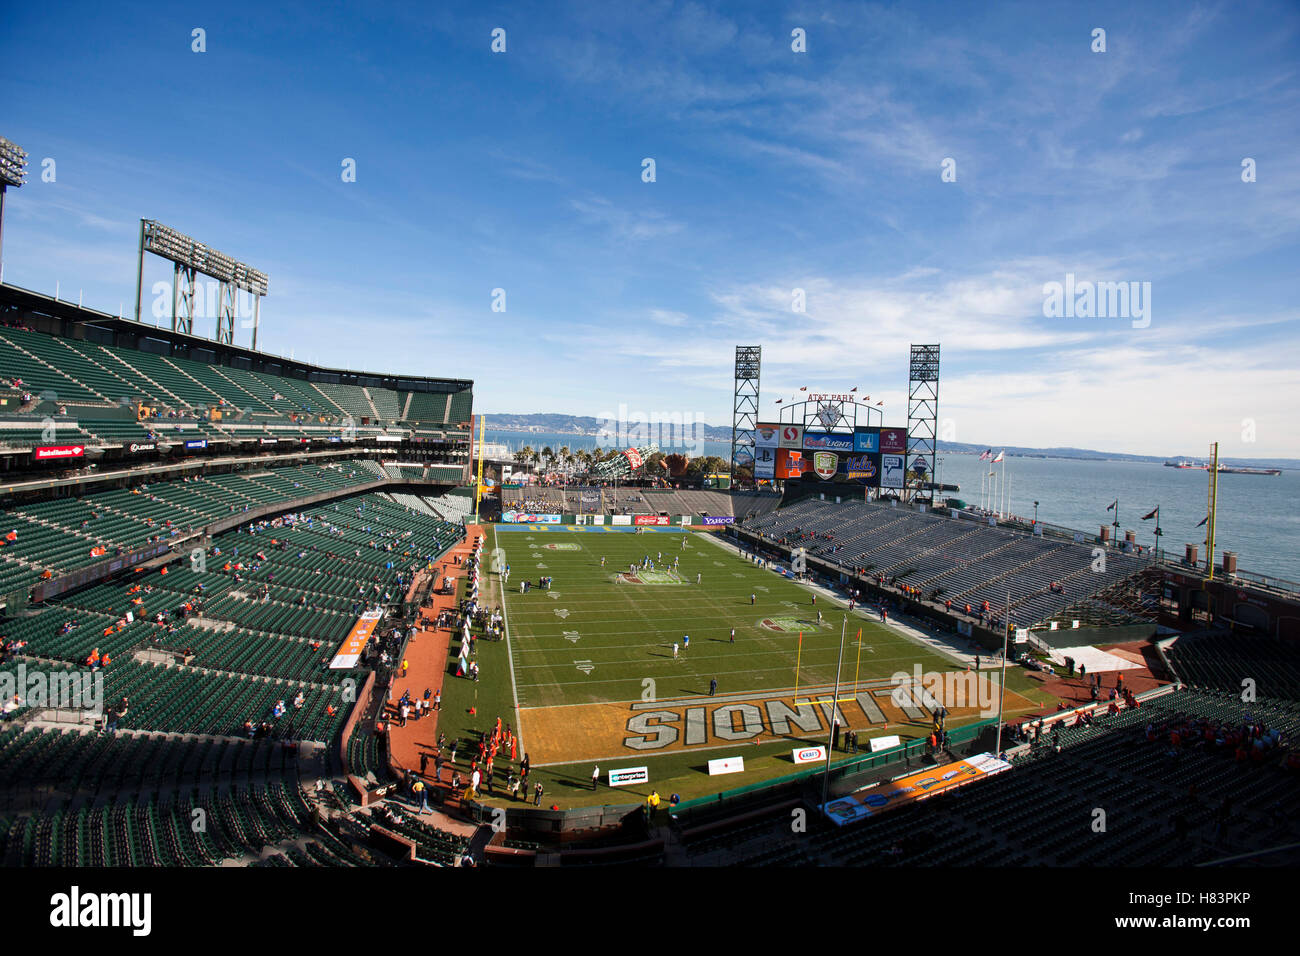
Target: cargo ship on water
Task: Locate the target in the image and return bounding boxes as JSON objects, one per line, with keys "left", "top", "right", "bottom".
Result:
{"left": 1163, "top": 460, "right": 1281, "bottom": 475}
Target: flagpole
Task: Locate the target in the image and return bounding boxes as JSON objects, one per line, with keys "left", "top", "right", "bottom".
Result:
{"left": 1001, "top": 454, "right": 1007, "bottom": 518}
{"left": 994, "top": 588, "right": 1010, "bottom": 757}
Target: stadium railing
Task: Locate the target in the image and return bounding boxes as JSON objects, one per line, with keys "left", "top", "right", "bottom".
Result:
{"left": 668, "top": 718, "right": 997, "bottom": 828}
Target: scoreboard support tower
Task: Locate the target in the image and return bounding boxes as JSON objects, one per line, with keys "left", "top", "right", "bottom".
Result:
{"left": 906, "top": 344, "right": 940, "bottom": 504}
{"left": 730, "top": 346, "right": 761, "bottom": 482}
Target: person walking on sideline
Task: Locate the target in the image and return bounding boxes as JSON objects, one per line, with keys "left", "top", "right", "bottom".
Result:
{"left": 672, "top": 642, "right": 679, "bottom": 661}
{"left": 750, "top": 593, "right": 756, "bottom": 605}
{"left": 729, "top": 627, "right": 735, "bottom": 645}
{"left": 534, "top": 782, "right": 544, "bottom": 806}
{"left": 709, "top": 678, "right": 717, "bottom": 697}
{"left": 591, "top": 765, "right": 599, "bottom": 790}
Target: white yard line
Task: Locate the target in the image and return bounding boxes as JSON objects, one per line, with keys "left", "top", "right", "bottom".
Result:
{"left": 493, "top": 529, "right": 526, "bottom": 755}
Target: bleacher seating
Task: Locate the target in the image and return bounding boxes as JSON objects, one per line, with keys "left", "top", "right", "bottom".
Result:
{"left": 744, "top": 498, "right": 1147, "bottom": 626}
{"left": 0, "top": 325, "right": 471, "bottom": 430}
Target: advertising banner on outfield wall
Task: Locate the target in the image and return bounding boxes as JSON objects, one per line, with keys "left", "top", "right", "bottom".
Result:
{"left": 611, "top": 515, "right": 632, "bottom": 526}
{"left": 330, "top": 609, "right": 384, "bottom": 669}
{"left": 803, "top": 431, "right": 853, "bottom": 451}
{"left": 754, "top": 444, "right": 776, "bottom": 480}
{"left": 501, "top": 512, "right": 562, "bottom": 524}
{"left": 608, "top": 767, "right": 649, "bottom": 787}
{"left": 837, "top": 453, "right": 880, "bottom": 483}
{"left": 708, "top": 756, "right": 745, "bottom": 776}
{"left": 853, "top": 427, "right": 880, "bottom": 453}
{"left": 879, "top": 427, "right": 907, "bottom": 454}
{"left": 34, "top": 444, "right": 86, "bottom": 461}
{"left": 755, "top": 423, "right": 780, "bottom": 448}
{"left": 821, "top": 754, "right": 1011, "bottom": 825}
{"left": 881, "top": 454, "right": 905, "bottom": 489}
{"left": 634, "top": 515, "right": 670, "bottom": 526}
{"left": 701, "top": 515, "right": 735, "bottom": 525}
{"left": 775, "top": 448, "right": 809, "bottom": 479}
{"left": 792, "top": 745, "right": 827, "bottom": 765}
{"left": 778, "top": 424, "right": 803, "bottom": 448}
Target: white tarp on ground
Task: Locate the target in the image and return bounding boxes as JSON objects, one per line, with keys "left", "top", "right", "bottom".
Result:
{"left": 1046, "top": 645, "right": 1142, "bottom": 673}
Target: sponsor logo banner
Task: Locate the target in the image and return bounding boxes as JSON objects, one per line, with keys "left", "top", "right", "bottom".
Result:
{"left": 775, "top": 448, "right": 808, "bottom": 479}
{"left": 853, "top": 428, "right": 879, "bottom": 453}
{"left": 869, "top": 734, "right": 902, "bottom": 752}
{"left": 183, "top": 438, "right": 208, "bottom": 450}
{"left": 778, "top": 424, "right": 803, "bottom": 449}
{"left": 837, "top": 453, "right": 879, "bottom": 482}
{"left": 34, "top": 444, "right": 85, "bottom": 461}
{"left": 608, "top": 766, "right": 649, "bottom": 787}
{"left": 624, "top": 447, "right": 643, "bottom": 470}
{"left": 879, "top": 427, "right": 907, "bottom": 454}
{"left": 634, "top": 515, "right": 670, "bottom": 526}
{"left": 881, "top": 453, "right": 905, "bottom": 489}
{"left": 754, "top": 444, "right": 776, "bottom": 480}
{"left": 708, "top": 756, "right": 745, "bottom": 776}
{"left": 611, "top": 514, "right": 632, "bottom": 526}
{"left": 803, "top": 431, "right": 853, "bottom": 451}
{"left": 260, "top": 437, "right": 279, "bottom": 445}
{"left": 127, "top": 442, "right": 157, "bottom": 453}
{"left": 330, "top": 609, "right": 384, "bottom": 669}
{"left": 700, "top": 515, "right": 735, "bottom": 525}
{"left": 910, "top": 455, "right": 929, "bottom": 476}
{"left": 813, "top": 451, "right": 838, "bottom": 479}
{"left": 821, "top": 754, "right": 1011, "bottom": 826}
{"left": 792, "top": 745, "right": 826, "bottom": 765}
{"left": 755, "top": 423, "right": 780, "bottom": 448}
{"left": 502, "top": 512, "right": 562, "bottom": 524}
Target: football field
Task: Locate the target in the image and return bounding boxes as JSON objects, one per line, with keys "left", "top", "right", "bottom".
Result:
{"left": 490, "top": 525, "right": 1036, "bottom": 770}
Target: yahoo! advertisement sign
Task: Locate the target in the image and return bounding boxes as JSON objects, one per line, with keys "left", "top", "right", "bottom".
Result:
{"left": 700, "top": 515, "right": 735, "bottom": 526}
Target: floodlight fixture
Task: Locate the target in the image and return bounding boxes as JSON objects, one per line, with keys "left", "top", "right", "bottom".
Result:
{"left": 134, "top": 219, "right": 270, "bottom": 348}
{"left": 0, "top": 136, "right": 28, "bottom": 276}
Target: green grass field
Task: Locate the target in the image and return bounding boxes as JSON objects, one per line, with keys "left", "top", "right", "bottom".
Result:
{"left": 497, "top": 526, "right": 954, "bottom": 707}
{"left": 433, "top": 524, "right": 1055, "bottom": 809}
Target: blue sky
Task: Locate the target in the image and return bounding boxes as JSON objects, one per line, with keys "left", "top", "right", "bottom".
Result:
{"left": 2, "top": 0, "right": 1298, "bottom": 456}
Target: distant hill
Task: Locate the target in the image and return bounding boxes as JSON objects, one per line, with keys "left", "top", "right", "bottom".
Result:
{"left": 482, "top": 414, "right": 1298, "bottom": 468}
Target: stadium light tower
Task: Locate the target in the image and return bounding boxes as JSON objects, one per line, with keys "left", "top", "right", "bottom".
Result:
{"left": 730, "top": 346, "right": 761, "bottom": 483}
{"left": 134, "top": 219, "right": 269, "bottom": 349}
{"left": 0, "top": 136, "right": 29, "bottom": 279}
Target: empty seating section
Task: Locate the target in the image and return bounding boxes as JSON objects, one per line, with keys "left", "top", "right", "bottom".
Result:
{"left": 367, "top": 387, "right": 402, "bottom": 420}
{"left": 675, "top": 689, "right": 1300, "bottom": 867}
{"left": 404, "top": 390, "right": 452, "bottom": 423}
{"left": 0, "top": 331, "right": 106, "bottom": 404}
{"left": 313, "top": 382, "right": 375, "bottom": 421}
{"left": 0, "top": 326, "right": 471, "bottom": 429}
{"left": 1166, "top": 633, "right": 1300, "bottom": 699}
{"left": 0, "top": 460, "right": 417, "bottom": 599}
{"left": 445, "top": 389, "right": 472, "bottom": 425}
{"left": 745, "top": 498, "right": 1145, "bottom": 625}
